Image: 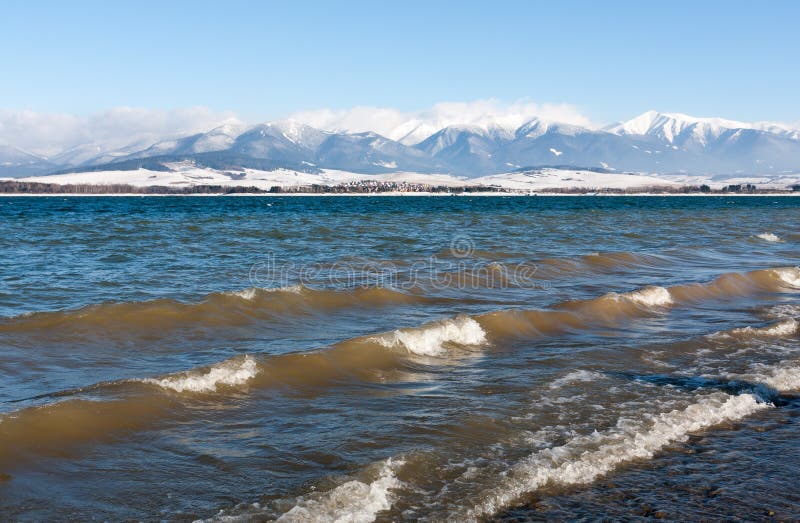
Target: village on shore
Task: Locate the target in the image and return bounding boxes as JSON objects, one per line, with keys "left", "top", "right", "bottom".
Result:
{"left": 2, "top": 178, "right": 799, "bottom": 196}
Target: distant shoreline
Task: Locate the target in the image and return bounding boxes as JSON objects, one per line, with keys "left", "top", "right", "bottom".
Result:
{"left": 2, "top": 192, "right": 799, "bottom": 197}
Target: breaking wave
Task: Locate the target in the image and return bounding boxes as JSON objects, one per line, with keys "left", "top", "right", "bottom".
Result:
{"left": 466, "top": 355, "right": 800, "bottom": 519}
{"left": 371, "top": 316, "right": 487, "bottom": 356}
{"left": 4, "top": 262, "right": 794, "bottom": 343}
{"left": 764, "top": 303, "right": 800, "bottom": 320}
{"left": 758, "top": 365, "right": 800, "bottom": 392}
{"left": 197, "top": 458, "right": 404, "bottom": 523}
{"left": 566, "top": 286, "right": 675, "bottom": 319}
{"left": 2, "top": 266, "right": 798, "bottom": 473}
{"left": 0, "top": 316, "right": 490, "bottom": 462}
{"left": 275, "top": 459, "right": 404, "bottom": 523}
{"left": 710, "top": 319, "right": 799, "bottom": 340}
{"left": 663, "top": 266, "right": 800, "bottom": 302}
{"left": 771, "top": 267, "right": 800, "bottom": 288}
{"left": 726, "top": 362, "right": 800, "bottom": 393}
{"left": 467, "top": 392, "right": 769, "bottom": 520}
{"left": 621, "top": 286, "right": 674, "bottom": 307}
{"left": 472, "top": 267, "right": 800, "bottom": 340}
{"left": 756, "top": 232, "right": 782, "bottom": 242}
{"left": 224, "top": 285, "right": 304, "bottom": 300}
{"left": 143, "top": 355, "right": 259, "bottom": 393}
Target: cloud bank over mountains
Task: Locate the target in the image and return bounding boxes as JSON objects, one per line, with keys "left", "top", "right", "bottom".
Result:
{"left": 1, "top": 100, "right": 799, "bottom": 178}
{"left": 288, "top": 100, "right": 595, "bottom": 145}
{"left": 0, "top": 100, "right": 591, "bottom": 156}
{"left": 0, "top": 107, "right": 241, "bottom": 157}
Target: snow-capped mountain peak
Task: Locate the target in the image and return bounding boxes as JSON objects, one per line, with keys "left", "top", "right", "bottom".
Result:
{"left": 607, "top": 110, "right": 799, "bottom": 146}
{"left": 257, "top": 119, "right": 331, "bottom": 149}
{"left": 610, "top": 111, "right": 733, "bottom": 142}
{"left": 516, "top": 117, "right": 587, "bottom": 139}
{"left": 205, "top": 120, "right": 248, "bottom": 138}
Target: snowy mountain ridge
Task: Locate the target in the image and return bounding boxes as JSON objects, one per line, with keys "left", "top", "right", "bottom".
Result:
{"left": 1, "top": 110, "right": 799, "bottom": 178}
{"left": 607, "top": 111, "right": 800, "bottom": 146}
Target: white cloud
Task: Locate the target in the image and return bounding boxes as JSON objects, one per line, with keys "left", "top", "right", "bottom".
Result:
{"left": 2, "top": 101, "right": 796, "bottom": 160}
{"left": 0, "top": 106, "right": 241, "bottom": 157}
{"left": 288, "top": 99, "right": 596, "bottom": 144}
{"left": 0, "top": 100, "right": 594, "bottom": 156}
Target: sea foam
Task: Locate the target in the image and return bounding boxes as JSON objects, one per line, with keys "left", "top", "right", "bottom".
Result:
{"left": 468, "top": 392, "right": 768, "bottom": 520}
{"left": 756, "top": 232, "right": 782, "bottom": 242}
{"left": 548, "top": 369, "right": 605, "bottom": 389}
{"left": 372, "top": 316, "right": 487, "bottom": 356}
{"left": 621, "top": 286, "right": 674, "bottom": 307}
{"left": 728, "top": 362, "right": 800, "bottom": 393}
{"left": 771, "top": 267, "right": 800, "bottom": 288}
{"left": 760, "top": 366, "right": 800, "bottom": 392}
{"left": 225, "top": 285, "right": 304, "bottom": 300}
{"left": 765, "top": 304, "right": 800, "bottom": 319}
{"left": 145, "top": 356, "right": 259, "bottom": 393}
{"left": 276, "top": 459, "right": 404, "bottom": 523}
{"left": 711, "top": 318, "right": 799, "bottom": 340}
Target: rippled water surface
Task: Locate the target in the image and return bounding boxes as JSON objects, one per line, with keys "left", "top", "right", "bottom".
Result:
{"left": 0, "top": 195, "right": 799, "bottom": 521}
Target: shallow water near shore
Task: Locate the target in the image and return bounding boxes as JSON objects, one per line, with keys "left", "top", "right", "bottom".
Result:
{"left": 0, "top": 195, "right": 799, "bottom": 521}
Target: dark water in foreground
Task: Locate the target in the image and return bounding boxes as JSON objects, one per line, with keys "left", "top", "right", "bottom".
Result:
{"left": 0, "top": 195, "right": 799, "bottom": 521}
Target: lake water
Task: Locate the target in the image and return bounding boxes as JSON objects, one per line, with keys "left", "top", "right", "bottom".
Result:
{"left": 0, "top": 195, "right": 799, "bottom": 521}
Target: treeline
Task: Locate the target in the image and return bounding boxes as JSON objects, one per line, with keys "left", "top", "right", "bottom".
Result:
{"left": 536, "top": 184, "right": 799, "bottom": 194}
{"left": 0, "top": 181, "right": 268, "bottom": 194}
{"left": 0, "top": 180, "right": 506, "bottom": 195}
{"left": 1, "top": 180, "right": 798, "bottom": 195}
{"left": 271, "top": 183, "right": 504, "bottom": 194}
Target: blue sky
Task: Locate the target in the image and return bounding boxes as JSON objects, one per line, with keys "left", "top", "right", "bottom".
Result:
{"left": 1, "top": 0, "right": 798, "bottom": 124}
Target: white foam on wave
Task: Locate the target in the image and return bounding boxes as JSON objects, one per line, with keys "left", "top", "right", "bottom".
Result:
{"left": 772, "top": 267, "right": 800, "bottom": 288}
{"left": 276, "top": 458, "right": 404, "bottom": 523}
{"left": 549, "top": 369, "right": 605, "bottom": 389}
{"left": 620, "top": 286, "right": 673, "bottom": 307}
{"left": 225, "top": 285, "right": 304, "bottom": 301}
{"left": 756, "top": 232, "right": 782, "bottom": 243}
{"left": 372, "top": 316, "right": 487, "bottom": 356}
{"left": 624, "top": 286, "right": 673, "bottom": 307}
{"left": 711, "top": 319, "right": 799, "bottom": 340}
{"left": 145, "top": 355, "right": 259, "bottom": 393}
{"left": 761, "top": 367, "right": 800, "bottom": 392}
{"left": 765, "top": 304, "right": 800, "bottom": 319}
{"left": 467, "top": 392, "right": 768, "bottom": 520}
{"left": 744, "top": 319, "right": 798, "bottom": 337}
{"left": 267, "top": 284, "right": 304, "bottom": 294}
{"left": 728, "top": 362, "right": 800, "bottom": 393}
{"left": 226, "top": 288, "right": 259, "bottom": 300}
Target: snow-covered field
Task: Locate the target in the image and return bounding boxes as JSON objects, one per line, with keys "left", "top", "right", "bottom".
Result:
{"left": 471, "top": 170, "right": 679, "bottom": 190}
{"left": 5, "top": 162, "right": 800, "bottom": 192}
{"left": 10, "top": 162, "right": 467, "bottom": 189}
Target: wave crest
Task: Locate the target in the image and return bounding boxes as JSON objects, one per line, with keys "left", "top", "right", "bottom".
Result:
{"left": 771, "top": 267, "right": 800, "bottom": 288}
{"left": 711, "top": 319, "right": 799, "bottom": 340}
{"left": 144, "top": 355, "right": 258, "bottom": 393}
{"left": 372, "top": 316, "right": 487, "bottom": 356}
{"left": 468, "top": 392, "right": 768, "bottom": 519}
{"left": 224, "top": 285, "right": 304, "bottom": 300}
{"left": 756, "top": 232, "right": 782, "bottom": 242}
{"left": 275, "top": 459, "right": 404, "bottom": 523}
{"left": 620, "top": 286, "right": 673, "bottom": 307}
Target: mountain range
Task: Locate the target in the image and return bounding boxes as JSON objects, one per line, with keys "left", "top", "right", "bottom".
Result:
{"left": 2, "top": 111, "right": 799, "bottom": 178}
